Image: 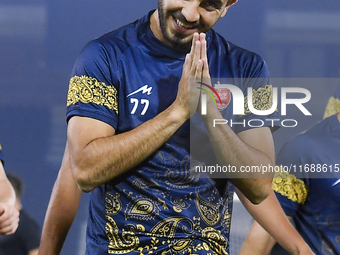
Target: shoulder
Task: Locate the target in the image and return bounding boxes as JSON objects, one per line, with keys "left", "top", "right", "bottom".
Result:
{"left": 72, "top": 15, "right": 148, "bottom": 78}
{"left": 277, "top": 131, "right": 313, "bottom": 165}
{"left": 277, "top": 117, "right": 333, "bottom": 165}
{"left": 291, "top": 117, "right": 333, "bottom": 148}
{"left": 209, "top": 30, "right": 269, "bottom": 78}
{"left": 213, "top": 31, "right": 266, "bottom": 64}
{"left": 87, "top": 15, "right": 148, "bottom": 59}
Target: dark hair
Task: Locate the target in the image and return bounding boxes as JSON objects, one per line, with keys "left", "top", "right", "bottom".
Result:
{"left": 6, "top": 172, "right": 24, "bottom": 200}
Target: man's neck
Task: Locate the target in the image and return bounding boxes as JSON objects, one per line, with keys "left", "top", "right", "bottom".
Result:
{"left": 150, "top": 10, "right": 166, "bottom": 45}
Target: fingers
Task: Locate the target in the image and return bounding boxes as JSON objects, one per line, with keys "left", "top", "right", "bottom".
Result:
{"left": 189, "top": 33, "right": 200, "bottom": 60}
{"left": 183, "top": 31, "right": 199, "bottom": 77}
{"left": 181, "top": 53, "right": 191, "bottom": 78}
{"left": 200, "top": 33, "right": 207, "bottom": 61}
{"left": 0, "top": 204, "right": 19, "bottom": 235}
{"left": 195, "top": 59, "right": 203, "bottom": 81}
{"left": 183, "top": 32, "right": 204, "bottom": 84}
{"left": 188, "top": 32, "right": 209, "bottom": 80}
{"left": 191, "top": 40, "right": 202, "bottom": 77}
{"left": 189, "top": 33, "right": 201, "bottom": 77}
{"left": 176, "top": 32, "right": 209, "bottom": 119}
{"left": 200, "top": 33, "right": 210, "bottom": 79}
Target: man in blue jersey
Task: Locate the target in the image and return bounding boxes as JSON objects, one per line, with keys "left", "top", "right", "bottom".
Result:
{"left": 0, "top": 144, "right": 19, "bottom": 235}
{"left": 39, "top": 1, "right": 283, "bottom": 254}
{"left": 239, "top": 86, "right": 340, "bottom": 255}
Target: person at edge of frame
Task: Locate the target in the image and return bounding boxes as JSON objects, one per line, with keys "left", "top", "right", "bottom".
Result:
{"left": 0, "top": 144, "right": 19, "bottom": 236}
{"left": 239, "top": 85, "right": 340, "bottom": 255}
{"left": 0, "top": 172, "right": 41, "bottom": 255}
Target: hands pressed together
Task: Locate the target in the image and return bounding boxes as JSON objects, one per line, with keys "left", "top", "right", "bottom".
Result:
{"left": 0, "top": 202, "right": 19, "bottom": 235}
{"left": 175, "top": 32, "right": 211, "bottom": 120}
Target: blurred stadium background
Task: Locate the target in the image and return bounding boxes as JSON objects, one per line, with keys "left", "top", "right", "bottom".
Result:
{"left": 0, "top": 0, "right": 339, "bottom": 254}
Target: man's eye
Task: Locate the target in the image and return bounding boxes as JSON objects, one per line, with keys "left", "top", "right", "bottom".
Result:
{"left": 201, "top": 1, "right": 221, "bottom": 11}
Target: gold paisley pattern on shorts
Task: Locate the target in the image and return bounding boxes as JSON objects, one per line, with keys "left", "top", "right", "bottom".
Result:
{"left": 106, "top": 216, "right": 143, "bottom": 254}
{"left": 171, "top": 194, "right": 192, "bottom": 213}
{"left": 106, "top": 215, "right": 229, "bottom": 254}
{"left": 149, "top": 217, "right": 193, "bottom": 238}
{"left": 125, "top": 196, "right": 161, "bottom": 221}
{"left": 148, "top": 217, "right": 195, "bottom": 254}
{"left": 201, "top": 227, "right": 229, "bottom": 255}
{"left": 105, "top": 192, "right": 122, "bottom": 215}
{"left": 241, "top": 85, "right": 277, "bottom": 116}
{"left": 195, "top": 185, "right": 221, "bottom": 226}
{"left": 323, "top": 96, "right": 340, "bottom": 119}
{"left": 168, "top": 239, "right": 194, "bottom": 254}
{"left": 272, "top": 171, "right": 308, "bottom": 204}
{"left": 67, "top": 75, "right": 118, "bottom": 114}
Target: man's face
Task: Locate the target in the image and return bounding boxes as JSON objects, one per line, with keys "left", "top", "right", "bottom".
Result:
{"left": 157, "top": 0, "right": 230, "bottom": 50}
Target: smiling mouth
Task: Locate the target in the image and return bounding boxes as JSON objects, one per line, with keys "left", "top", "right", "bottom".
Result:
{"left": 174, "top": 17, "right": 196, "bottom": 30}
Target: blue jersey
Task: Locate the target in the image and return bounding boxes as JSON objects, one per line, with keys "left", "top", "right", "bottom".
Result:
{"left": 273, "top": 114, "right": 340, "bottom": 255}
{"left": 67, "top": 11, "right": 278, "bottom": 255}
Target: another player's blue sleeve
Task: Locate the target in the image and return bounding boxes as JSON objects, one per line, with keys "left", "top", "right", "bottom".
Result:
{"left": 273, "top": 137, "right": 310, "bottom": 217}
{"left": 66, "top": 40, "right": 119, "bottom": 129}
{"left": 323, "top": 83, "right": 340, "bottom": 119}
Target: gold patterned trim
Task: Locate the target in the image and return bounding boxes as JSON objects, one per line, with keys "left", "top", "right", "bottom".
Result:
{"left": 241, "top": 85, "right": 277, "bottom": 116}
{"left": 67, "top": 75, "right": 118, "bottom": 114}
{"left": 272, "top": 170, "right": 308, "bottom": 204}
{"left": 105, "top": 192, "right": 122, "bottom": 215}
{"left": 323, "top": 97, "right": 340, "bottom": 119}
{"left": 0, "top": 143, "right": 2, "bottom": 150}
{"left": 106, "top": 216, "right": 141, "bottom": 254}
{"left": 201, "top": 227, "right": 229, "bottom": 255}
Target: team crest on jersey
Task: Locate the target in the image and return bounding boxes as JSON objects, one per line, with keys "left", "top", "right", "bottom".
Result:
{"left": 214, "top": 88, "right": 231, "bottom": 111}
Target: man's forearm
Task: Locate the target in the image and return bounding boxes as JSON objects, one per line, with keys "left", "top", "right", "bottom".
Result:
{"left": 239, "top": 220, "right": 276, "bottom": 255}
{"left": 201, "top": 100, "right": 274, "bottom": 173}
{"left": 201, "top": 100, "right": 275, "bottom": 203}
{"left": 39, "top": 146, "right": 82, "bottom": 255}
{"left": 238, "top": 189, "right": 314, "bottom": 255}
{"left": 68, "top": 103, "right": 187, "bottom": 192}
{"left": 39, "top": 181, "right": 81, "bottom": 255}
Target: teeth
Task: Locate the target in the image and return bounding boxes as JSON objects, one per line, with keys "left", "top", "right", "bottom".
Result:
{"left": 175, "top": 18, "right": 193, "bottom": 29}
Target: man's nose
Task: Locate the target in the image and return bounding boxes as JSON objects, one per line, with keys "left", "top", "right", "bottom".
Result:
{"left": 181, "top": 1, "right": 200, "bottom": 23}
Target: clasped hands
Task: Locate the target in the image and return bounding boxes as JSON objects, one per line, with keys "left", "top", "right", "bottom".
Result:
{"left": 175, "top": 32, "right": 214, "bottom": 120}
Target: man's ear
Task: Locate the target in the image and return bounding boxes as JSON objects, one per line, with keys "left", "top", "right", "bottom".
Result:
{"left": 227, "top": 0, "right": 238, "bottom": 6}
{"left": 220, "top": 0, "right": 238, "bottom": 17}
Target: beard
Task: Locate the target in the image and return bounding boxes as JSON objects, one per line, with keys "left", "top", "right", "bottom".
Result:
{"left": 157, "top": 0, "right": 192, "bottom": 51}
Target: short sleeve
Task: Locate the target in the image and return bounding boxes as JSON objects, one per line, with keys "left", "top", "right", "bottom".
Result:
{"left": 273, "top": 138, "right": 310, "bottom": 217}
{"left": 66, "top": 40, "right": 119, "bottom": 129}
{"left": 232, "top": 56, "right": 281, "bottom": 134}
{"left": 323, "top": 83, "right": 340, "bottom": 119}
